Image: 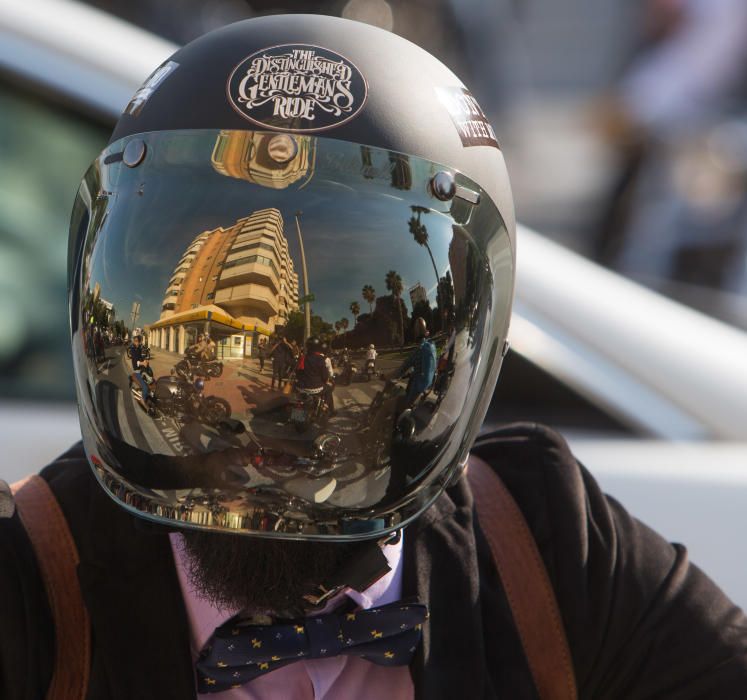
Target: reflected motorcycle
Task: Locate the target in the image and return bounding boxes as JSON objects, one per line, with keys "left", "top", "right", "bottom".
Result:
{"left": 338, "top": 359, "right": 357, "bottom": 386}
{"left": 289, "top": 386, "right": 330, "bottom": 433}
{"left": 248, "top": 432, "right": 343, "bottom": 479}
{"left": 174, "top": 350, "right": 223, "bottom": 381}
{"left": 129, "top": 373, "right": 231, "bottom": 425}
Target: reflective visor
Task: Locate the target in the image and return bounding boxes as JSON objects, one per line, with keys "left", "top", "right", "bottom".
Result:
{"left": 70, "top": 130, "right": 513, "bottom": 540}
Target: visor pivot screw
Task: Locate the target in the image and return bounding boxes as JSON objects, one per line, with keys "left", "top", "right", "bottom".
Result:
{"left": 431, "top": 171, "right": 456, "bottom": 201}
{"left": 123, "top": 139, "right": 147, "bottom": 168}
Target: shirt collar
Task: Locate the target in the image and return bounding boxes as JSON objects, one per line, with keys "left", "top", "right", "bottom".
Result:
{"left": 169, "top": 532, "right": 404, "bottom": 654}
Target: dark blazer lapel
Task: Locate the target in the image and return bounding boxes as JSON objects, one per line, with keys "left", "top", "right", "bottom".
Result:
{"left": 404, "top": 476, "right": 492, "bottom": 700}
{"left": 77, "top": 487, "right": 195, "bottom": 700}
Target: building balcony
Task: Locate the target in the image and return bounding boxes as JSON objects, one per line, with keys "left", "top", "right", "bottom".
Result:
{"left": 214, "top": 283, "right": 279, "bottom": 318}
{"left": 218, "top": 260, "right": 280, "bottom": 293}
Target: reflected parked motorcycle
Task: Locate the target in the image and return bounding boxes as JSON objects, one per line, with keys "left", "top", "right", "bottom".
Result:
{"left": 248, "top": 432, "right": 343, "bottom": 479}
{"left": 174, "top": 349, "right": 223, "bottom": 381}
{"left": 129, "top": 373, "right": 231, "bottom": 425}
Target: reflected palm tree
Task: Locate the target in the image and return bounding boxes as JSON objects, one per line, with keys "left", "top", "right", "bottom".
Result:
{"left": 362, "top": 285, "right": 376, "bottom": 313}
{"left": 385, "top": 270, "right": 405, "bottom": 344}
{"left": 409, "top": 205, "right": 439, "bottom": 285}
{"left": 349, "top": 301, "right": 360, "bottom": 327}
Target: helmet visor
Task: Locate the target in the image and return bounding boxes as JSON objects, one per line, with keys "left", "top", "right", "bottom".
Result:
{"left": 70, "top": 130, "right": 513, "bottom": 540}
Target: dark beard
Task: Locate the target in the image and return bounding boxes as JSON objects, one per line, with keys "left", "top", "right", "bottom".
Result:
{"left": 180, "top": 530, "right": 361, "bottom": 616}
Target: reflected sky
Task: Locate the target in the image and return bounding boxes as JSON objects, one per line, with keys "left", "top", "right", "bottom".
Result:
{"left": 87, "top": 131, "right": 461, "bottom": 329}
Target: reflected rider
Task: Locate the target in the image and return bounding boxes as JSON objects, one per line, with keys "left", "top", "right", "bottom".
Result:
{"left": 296, "top": 337, "right": 330, "bottom": 397}
{"left": 394, "top": 317, "right": 437, "bottom": 408}
{"left": 128, "top": 335, "right": 153, "bottom": 405}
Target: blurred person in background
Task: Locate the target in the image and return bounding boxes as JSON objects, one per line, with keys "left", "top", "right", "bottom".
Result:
{"left": 594, "top": 0, "right": 747, "bottom": 325}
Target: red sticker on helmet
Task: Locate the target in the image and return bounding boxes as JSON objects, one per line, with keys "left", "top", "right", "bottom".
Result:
{"left": 227, "top": 44, "right": 368, "bottom": 133}
{"left": 436, "top": 86, "right": 500, "bottom": 149}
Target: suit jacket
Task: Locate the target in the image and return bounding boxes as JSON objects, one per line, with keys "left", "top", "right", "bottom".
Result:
{"left": 2, "top": 423, "right": 746, "bottom": 699}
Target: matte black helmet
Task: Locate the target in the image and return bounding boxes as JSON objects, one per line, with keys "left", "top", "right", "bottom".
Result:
{"left": 69, "top": 14, "right": 515, "bottom": 541}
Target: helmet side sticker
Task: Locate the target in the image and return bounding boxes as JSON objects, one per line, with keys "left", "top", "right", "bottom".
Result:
{"left": 227, "top": 44, "right": 368, "bottom": 133}
{"left": 124, "top": 60, "right": 180, "bottom": 117}
{"left": 435, "top": 86, "right": 500, "bottom": 149}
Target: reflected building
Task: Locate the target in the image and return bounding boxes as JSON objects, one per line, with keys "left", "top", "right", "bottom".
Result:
{"left": 149, "top": 208, "right": 299, "bottom": 356}
{"left": 147, "top": 131, "right": 314, "bottom": 357}
{"left": 211, "top": 131, "right": 314, "bottom": 190}
{"left": 409, "top": 283, "right": 428, "bottom": 308}
{"left": 448, "top": 234, "right": 469, "bottom": 305}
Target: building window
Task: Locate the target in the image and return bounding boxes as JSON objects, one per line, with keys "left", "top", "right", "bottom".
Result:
{"left": 191, "top": 303, "right": 198, "bottom": 309}
{"left": 222, "top": 254, "right": 278, "bottom": 277}
{"left": 206, "top": 293, "right": 215, "bottom": 300}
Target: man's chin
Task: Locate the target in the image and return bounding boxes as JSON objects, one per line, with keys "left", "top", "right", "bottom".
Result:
{"left": 180, "top": 530, "right": 359, "bottom": 616}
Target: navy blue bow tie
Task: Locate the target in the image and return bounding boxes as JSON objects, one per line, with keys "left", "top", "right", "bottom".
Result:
{"left": 196, "top": 600, "right": 428, "bottom": 693}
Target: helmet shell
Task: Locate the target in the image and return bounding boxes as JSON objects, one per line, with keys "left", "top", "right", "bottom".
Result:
{"left": 69, "top": 14, "right": 517, "bottom": 541}
{"left": 111, "top": 14, "right": 515, "bottom": 252}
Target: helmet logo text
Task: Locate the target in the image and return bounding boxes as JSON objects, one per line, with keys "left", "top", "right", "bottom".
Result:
{"left": 228, "top": 45, "right": 367, "bottom": 132}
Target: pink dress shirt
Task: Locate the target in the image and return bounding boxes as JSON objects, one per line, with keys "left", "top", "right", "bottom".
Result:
{"left": 169, "top": 533, "right": 414, "bottom": 700}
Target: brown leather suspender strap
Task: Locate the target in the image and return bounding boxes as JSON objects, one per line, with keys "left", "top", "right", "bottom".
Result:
{"left": 467, "top": 455, "right": 578, "bottom": 700}
{"left": 11, "top": 475, "right": 91, "bottom": 700}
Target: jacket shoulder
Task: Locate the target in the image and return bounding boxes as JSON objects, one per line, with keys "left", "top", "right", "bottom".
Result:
{"left": 471, "top": 422, "right": 747, "bottom": 698}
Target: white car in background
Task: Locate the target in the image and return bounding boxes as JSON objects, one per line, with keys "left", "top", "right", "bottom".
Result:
{"left": 2, "top": 0, "right": 747, "bottom": 607}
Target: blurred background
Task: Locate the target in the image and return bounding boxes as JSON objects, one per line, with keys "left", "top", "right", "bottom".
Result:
{"left": 5, "top": 0, "right": 747, "bottom": 606}
{"left": 3, "top": 0, "right": 747, "bottom": 405}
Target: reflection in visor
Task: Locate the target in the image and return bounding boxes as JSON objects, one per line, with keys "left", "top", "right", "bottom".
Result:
{"left": 70, "top": 130, "right": 513, "bottom": 539}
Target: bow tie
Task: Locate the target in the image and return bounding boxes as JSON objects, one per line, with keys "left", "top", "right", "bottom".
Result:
{"left": 196, "top": 600, "right": 428, "bottom": 693}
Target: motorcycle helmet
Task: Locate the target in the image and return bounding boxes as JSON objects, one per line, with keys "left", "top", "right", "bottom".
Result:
{"left": 69, "top": 14, "right": 515, "bottom": 541}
